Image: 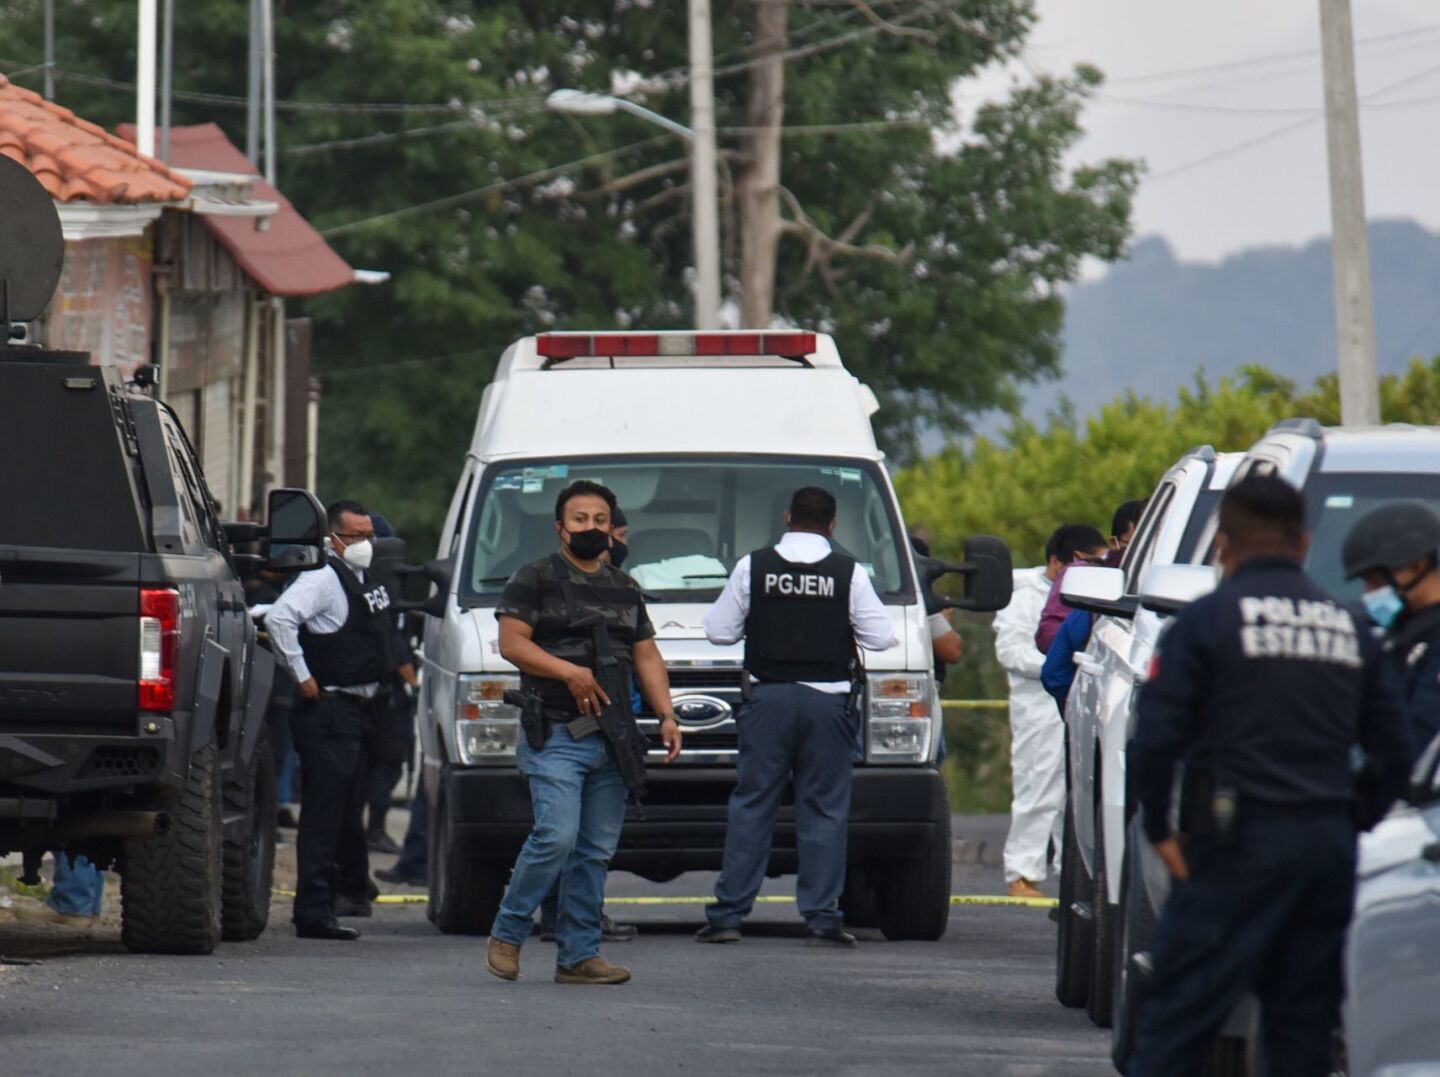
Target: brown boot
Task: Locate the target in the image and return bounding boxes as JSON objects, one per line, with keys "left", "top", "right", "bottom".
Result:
{"left": 1007, "top": 878, "right": 1045, "bottom": 899}
{"left": 486, "top": 937, "right": 521, "bottom": 981}
{"left": 554, "top": 956, "right": 631, "bottom": 985}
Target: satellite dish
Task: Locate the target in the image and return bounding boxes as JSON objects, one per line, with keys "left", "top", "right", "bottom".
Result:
{"left": 0, "top": 154, "right": 64, "bottom": 323}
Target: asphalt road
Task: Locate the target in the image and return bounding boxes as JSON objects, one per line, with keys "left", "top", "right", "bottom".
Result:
{"left": 0, "top": 815, "right": 1111, "bottom": 1076}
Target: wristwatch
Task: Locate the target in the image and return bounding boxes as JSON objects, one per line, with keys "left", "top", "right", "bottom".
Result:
{"left": 657, "top": 713, "right": 680, "bottom": 725}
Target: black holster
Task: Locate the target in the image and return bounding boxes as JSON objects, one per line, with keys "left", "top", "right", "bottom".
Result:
{"left": 503, "top": 689, "right": 549, "bottom": 751}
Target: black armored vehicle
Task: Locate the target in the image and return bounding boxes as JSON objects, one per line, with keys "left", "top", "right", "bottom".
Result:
{"left": 0, "top": 156, "right": 329, "bottom": 954}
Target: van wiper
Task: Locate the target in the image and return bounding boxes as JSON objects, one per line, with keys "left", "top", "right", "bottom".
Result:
{"left": 683, "top": 573, "right": 729, "bottom": 580}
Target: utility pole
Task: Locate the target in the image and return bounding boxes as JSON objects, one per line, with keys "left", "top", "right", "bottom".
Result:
{"left": 246, "top": 0, "right": 260, "bottom": 164}
{"left": 687, "top": 0, "right": 721, "bottom": 329}
{"left": 159, "top": 0, "right": 174, "bottom": 162}
{"left": 1319, "top": 0, "right": 1380, "bottom": 425}
{"left": 261, "top": 0, "right": 276, "bottom": 185}
{"left": 736, "top": 0, "right": 788, "bottom": 328}
{"left": 42, "top": 0, "right": 54, "bottom": 100}
{"left": 136, "top": 0, "right": 156, "bottom": 157}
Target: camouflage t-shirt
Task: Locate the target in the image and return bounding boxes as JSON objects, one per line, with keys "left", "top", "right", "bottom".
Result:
{"left": 496, "top": 552, "right": 655, "bottom": 718}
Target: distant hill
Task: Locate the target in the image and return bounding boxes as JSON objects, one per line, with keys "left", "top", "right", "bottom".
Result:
{"left": 1026, "top": 219, "right": 1440, "bottom": 422}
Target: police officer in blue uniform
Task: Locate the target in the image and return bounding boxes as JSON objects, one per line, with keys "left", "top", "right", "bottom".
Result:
{"left": 1129, "top": 475, "right": 1412, "bottom": 1076}
{"left": 698, "top": 486, "right": 898, "bottom": 947}
{"left": 1343, "top": 499, "right": 1440, "bottom": 761}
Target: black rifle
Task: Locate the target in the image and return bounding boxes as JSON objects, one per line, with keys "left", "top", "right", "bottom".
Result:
{"left": 503, "top": 688, "right": 548, "bottom": 751}
{"left": 571, "top": 611, "right": 650, "bottom": 809}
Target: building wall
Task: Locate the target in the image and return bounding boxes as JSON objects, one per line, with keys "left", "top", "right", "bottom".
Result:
{"left": 46, "top": 235, "right": 153, "bottom": 378}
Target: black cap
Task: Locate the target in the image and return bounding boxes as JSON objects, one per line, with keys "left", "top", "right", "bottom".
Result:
{"left": 1342, "top": 500, "right": 1440, "bottom": 579}
{"left": 611, "top": 506, "right": 628, "bottom": 528}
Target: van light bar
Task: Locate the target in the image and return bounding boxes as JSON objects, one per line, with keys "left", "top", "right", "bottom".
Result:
{"left": 536, "top": 331, "right": 816, "bottom": 360}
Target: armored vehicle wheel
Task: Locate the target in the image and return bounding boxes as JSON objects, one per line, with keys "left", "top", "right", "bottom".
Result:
{"left": 1056, "top": 800, "right": 1093, "bottom": 1008}
{"left": 428, "top": 773, "right": 505, "bottom": 935}
{"left": 121, "top": 744, "right": 223, "bottom": 955}
{"left": 875, "top": 779, "right": 952, "bottom": 941}
{"left": 222, "top": 726, "right": 277, "bottom": 941}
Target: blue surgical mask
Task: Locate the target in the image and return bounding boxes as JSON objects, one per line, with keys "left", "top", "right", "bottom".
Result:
{"left": 1362, "top": 585, "right": 1404, "bottom": 629}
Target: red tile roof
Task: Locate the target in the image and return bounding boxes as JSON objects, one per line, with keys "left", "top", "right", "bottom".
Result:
{"left": 120, "top": 122, "right": 355, "bottom": 298}
{"left": 0, "top": 74, "right": 190, "bottom": 204}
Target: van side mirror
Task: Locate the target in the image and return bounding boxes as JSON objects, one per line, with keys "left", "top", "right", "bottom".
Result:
{"left": 1061, "top": 566, "right": 1138, "bottom": 619}
{"left": 392, "top": 557, "right": 455, "bottom": 618}
{"left": 266, "top": 488, "right": 327, "bottom": 572}
{"left": 917, "top": 535, "right": 1014, "bottom": 614}
{"left": 1408, "top": 732, "right": 1440, "bottom": 807}
{"left": 1138, "top": 563, "right": 1220, "bottom": 616}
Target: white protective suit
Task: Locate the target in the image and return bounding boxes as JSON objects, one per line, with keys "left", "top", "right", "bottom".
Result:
{"left": 993, "top": 565, "right": 1066, "bottom": 884}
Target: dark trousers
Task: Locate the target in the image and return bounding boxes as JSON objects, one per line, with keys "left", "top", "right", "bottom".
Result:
{"left": 290, "top": 694, "right": 373, "bottom": 925}
{"left": 708, "top": 683, "right": 856, "bottom": 932}
{"left": 364, "top": 688, "right": 413, "bottom": 821}
{"left": 393, "top": 788, "right": 428, "bottom": 880}
{"left": 1130, "top": 807, "right": 1357, "bottom": 1077}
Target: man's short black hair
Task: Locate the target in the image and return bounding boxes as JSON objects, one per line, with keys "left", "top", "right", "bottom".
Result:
{"left": 554, "top": 480, "right": 617, "bottom": 522}
{"left": 1219, "top": 474, "right": 1305, "bottom": 548}
{"left": 1111, "top": 500, "right": 1147, "bottom": 540}
{"left": 1056, "top": 523, "right": 1108, "bottom": 564}
{"left": 611, "top": 506, "right": 628, "bottom": 529}
{"left": 327, "top": 499, "right": 368, "bottom": 530}
{"left": 788, "top": 486, "right": 837, "bottom": 530}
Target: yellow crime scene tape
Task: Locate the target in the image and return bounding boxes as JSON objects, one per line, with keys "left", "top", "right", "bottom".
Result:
{"left": 272, "top": 890, "right": 1053, "bottom": 909}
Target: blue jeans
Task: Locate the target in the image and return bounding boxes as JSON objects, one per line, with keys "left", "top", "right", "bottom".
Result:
{"left": 490, "top": 724, "right": 627, "bottom": 968}
{"left": 48, "top": 852, "right": 104, "bottom": 917}
{"left": 708, "top": 683, "right": 856, "bottom": 932}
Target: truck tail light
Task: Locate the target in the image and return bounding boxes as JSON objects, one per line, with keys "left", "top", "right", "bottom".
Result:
{"left": 536, "top": 331, "right": 817, "bottom": 360}
{"left": 139, "top": 588, "right": 180, "bottom": 712}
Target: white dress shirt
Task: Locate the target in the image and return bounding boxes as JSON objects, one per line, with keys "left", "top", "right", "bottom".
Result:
{"left": 264, "top": 563, "right": 369, "bottom": 688}
{"left": 703, "top": 531, "right": 899, "bottom": 693}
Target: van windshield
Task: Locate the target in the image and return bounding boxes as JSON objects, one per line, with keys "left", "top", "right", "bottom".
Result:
{"left": 1305, "top": 473, "right": 1440, "bottom": 599}
{"left": 460, "top": 456, "right": 914, "bottom": 604}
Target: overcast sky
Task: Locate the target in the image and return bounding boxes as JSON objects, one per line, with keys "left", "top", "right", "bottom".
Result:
{"left": 963, "top": 0, "right": 1440, "bottom": 263}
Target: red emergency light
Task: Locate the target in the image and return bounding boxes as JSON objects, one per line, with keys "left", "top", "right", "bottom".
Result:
{"left": 535, "top": 331, "right": 817, "bottom": 361}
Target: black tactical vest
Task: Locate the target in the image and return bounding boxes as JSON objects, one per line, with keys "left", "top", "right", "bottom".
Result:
{"left": 298, "top": 557, "right": 394, "bottom": 688}
{"left": 744, "top": 546, "right": 856, "bottom": 683}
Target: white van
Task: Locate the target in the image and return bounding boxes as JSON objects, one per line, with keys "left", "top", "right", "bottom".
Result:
{"left": 410, "top": 330, "right": 1011, "bottom": 940}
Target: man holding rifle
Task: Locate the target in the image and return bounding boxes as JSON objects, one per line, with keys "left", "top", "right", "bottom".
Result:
{"left": 486, "top": 480, "right": 682, "bottom": 985}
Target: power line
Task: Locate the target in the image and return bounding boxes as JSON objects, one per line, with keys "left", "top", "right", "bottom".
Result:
{"left": 1106, "top": 20, "right": 1440, "bottom": 86}
{"left": 1148, "top": 61, "right": 1440, "bottom": 184}
{"left": 320, "top": 134, "right": 671, "bottom": 238}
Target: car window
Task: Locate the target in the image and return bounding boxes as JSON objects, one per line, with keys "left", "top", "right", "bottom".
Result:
{"left": 160, "top": 411, "right": 221, "bottom": 551}
{"left": 1123, "top": 483, "right": 1176, "bottom": 594}
{"left": 1304, "top": 473, "right": 1440, "bottom": 599}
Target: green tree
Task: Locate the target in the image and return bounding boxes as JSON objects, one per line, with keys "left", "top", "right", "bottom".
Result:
{"left": 1, "top": 0, "right": 1136, "bottom": 547}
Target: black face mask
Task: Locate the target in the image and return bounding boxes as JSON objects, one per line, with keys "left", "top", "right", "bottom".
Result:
{"left": 609, "top": 537, "right": 629, "bottom": 569}
{"left": 565, "top": 527, "right": 611, "bottom": 561}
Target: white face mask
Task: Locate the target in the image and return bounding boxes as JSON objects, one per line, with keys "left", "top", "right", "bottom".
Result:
{"left": 340, "top": 538, "right": 374, "bottom": 571}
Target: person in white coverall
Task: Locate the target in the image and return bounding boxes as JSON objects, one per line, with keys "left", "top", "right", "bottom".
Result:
{"left": 993, "top": 525, "right": 1088, "bottom": 898}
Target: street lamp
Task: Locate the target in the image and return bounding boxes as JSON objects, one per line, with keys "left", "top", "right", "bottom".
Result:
{"left": 547, "top": 89, "right": 721, "bottom": 330}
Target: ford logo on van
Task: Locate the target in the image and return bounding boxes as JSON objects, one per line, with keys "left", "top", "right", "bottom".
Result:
{"left": 671, "top": 695, "right": 732, "bottom": 727}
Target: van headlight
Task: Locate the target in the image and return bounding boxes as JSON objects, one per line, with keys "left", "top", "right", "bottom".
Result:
{"left": 456, "top": 674, "right": 520, "bottom": 764}
{"left": 865, "top": 673, "right": 936, "bottom": 764}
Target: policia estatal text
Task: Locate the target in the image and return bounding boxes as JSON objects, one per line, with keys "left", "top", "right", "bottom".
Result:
{"left": 1129, "top": 475, "right": 1412, "bottom": 1076}
{"left": 699, "top": 486, "right": 898, "bottom": 946}
{"left": 266, "top": 500, "right": 406, "bottom": 941}
{"left": 485, "top": 480, "right": 681, "bottom": 985}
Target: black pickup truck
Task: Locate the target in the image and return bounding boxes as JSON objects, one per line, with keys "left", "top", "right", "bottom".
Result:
{"left": 0, "top": 349, "right": 328, "bottom": 954}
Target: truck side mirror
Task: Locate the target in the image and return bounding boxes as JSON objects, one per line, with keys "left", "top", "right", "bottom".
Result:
{"left": 917, "top": 535, "right": 1014, "bottom": 614}
{"left": 1061, "top": 565, "right": 1138, "bottom": 620}
{"left": 392, "top": 557, "right": 455, "bottom": 618}
{"left": 266, "top": 488, "right": 328, "bottom": 572}
{"left": 1138, "top": 563, "right": 1219, "bottom": 616}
